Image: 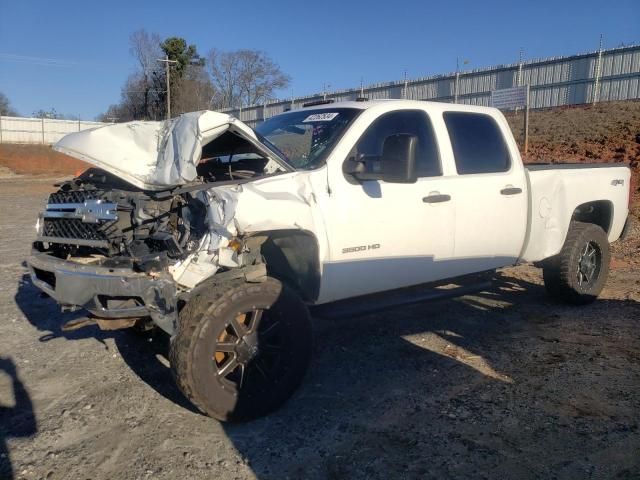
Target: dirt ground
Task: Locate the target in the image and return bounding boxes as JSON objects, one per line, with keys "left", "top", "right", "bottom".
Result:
{"left": 1, "top": 100, "right": 640, "bottom": 479}
{"left": 0, "top": 173, "right": 639, "bottom": 480}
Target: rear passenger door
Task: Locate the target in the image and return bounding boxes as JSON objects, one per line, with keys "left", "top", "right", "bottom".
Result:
{"left": 443, "top": 111, "right": 528, "bottom": 271}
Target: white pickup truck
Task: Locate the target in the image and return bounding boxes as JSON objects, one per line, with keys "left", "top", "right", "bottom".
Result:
{"left": 27, "top": 99, "right": 631, "bottom": 421}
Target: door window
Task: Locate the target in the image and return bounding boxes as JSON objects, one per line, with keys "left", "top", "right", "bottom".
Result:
{"left": 355, "top": 110, "right": 441, "bottom": 177}
{"left": 443, "top": 112, "right": 511, "bottom": 174}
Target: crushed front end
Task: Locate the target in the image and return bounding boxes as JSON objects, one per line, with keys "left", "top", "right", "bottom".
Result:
{"left": 28, "top": 250, "right": 178, "bottom": 333}
{"left": 27, "top": 168, "right": 232, "bottom": 335}
{"left": 25, "top": 110, "right": 314, "bottom": 336}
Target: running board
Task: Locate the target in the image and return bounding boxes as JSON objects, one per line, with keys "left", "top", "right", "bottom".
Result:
{"left": 311, "top": 281, "right": 493, "bottom": 320}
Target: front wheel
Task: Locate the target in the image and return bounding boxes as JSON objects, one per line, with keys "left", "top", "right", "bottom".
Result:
{"left": 169, "top": 277, "right": 313, "bottom": 422}
{"left": 542, "top": 221, "right": 610, "bottom": 305}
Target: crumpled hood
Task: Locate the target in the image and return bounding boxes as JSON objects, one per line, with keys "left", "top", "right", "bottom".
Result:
{"left": 54, "top": 110, "right": 286, "bottom": 190}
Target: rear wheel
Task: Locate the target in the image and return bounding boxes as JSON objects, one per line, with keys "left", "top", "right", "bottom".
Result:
{"left": 542, "top": 222, "right": 610, "bottom": 305}
{"left": 169, "top": 277, "right": 312, "bottom": 422}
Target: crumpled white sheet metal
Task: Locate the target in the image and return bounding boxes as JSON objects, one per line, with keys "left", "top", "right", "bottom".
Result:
{"left": 199, "top": 187, "right": 239, "bottom": 253}
{"left": 152, "top": 112, "right": 213, "bottom": 187}
{"left": 168, "top": 234, "right": 219, "bottom": 289}
{"left": 51, "top": 109, "right": 319, "bottom": 290}
{"left": 169, "top": 176, "right": 320, "bottom": 289}
{"left": 54, "top": 111, "right": 283, "bottom": 190}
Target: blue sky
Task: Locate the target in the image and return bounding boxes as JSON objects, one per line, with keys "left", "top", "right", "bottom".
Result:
{"left": 0, "top": 0, "right": 638, "bottom": 120}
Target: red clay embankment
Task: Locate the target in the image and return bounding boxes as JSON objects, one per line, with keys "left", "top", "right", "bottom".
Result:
{"left": 505, "top": 100, "right": 640, "bottom": 200}
{"left": 0, "top": 144, "right": 89, "bottom": 176}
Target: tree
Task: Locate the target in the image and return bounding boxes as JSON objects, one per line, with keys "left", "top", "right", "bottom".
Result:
{"left": 172, "top": 64, "right": 215, "bottom": 115}
{"left": 207, "top": 49, "right": 290, "bottom": 109}
{"left": 96, "top": 104, "right": 126, "bottom": 123}
{"left": 98, "top": 32, "right": 291, "bottom": 121}
{"left": 0, "top": 92, "right": 18, "bottom": 116}
{"left": 160, "top": 37, "right": 203, "bottom": 76}
{"left": 32, "top": 108, "right": 63, "bottom": 119}
{"left": 160, "top": 37, "right": 205, "bottom": 115}
{"left": 99, "top": 32, "right": 209, "bottom": 121}
{"left": 129, "top": 29, "right": 165, "bottom": 120}
{"left": 97, "top": 72, "right": 161, "bottom": 123}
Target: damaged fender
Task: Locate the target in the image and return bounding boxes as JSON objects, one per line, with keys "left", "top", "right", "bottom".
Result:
{"left": 169, "top": 173, "right": 325, "bottom": 290}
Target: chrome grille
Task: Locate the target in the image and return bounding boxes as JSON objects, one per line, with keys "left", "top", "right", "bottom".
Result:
{"left": 48, "top": 189, "right": 104, "bottom": 204}
{"left": 42, "top": 218, "right": 118, "bottom": 244}
{"left": 39, "top": 190, "right": 120, "bottom": 248}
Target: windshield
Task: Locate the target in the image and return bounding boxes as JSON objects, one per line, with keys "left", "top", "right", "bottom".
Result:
{"left": 254, "top": 108, "right": 361, "bottom": 170}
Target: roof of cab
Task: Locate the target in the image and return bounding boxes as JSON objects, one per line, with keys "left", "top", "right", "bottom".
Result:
{"left": 293, "top": 99, "right": 500, "bottom": 115}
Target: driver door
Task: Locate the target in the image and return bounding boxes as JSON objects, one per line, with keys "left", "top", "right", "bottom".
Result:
{"left": 319, "top": 109, "right": 456, "bottom": 303}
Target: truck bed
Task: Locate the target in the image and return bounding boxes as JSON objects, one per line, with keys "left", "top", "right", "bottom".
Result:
{"left": 521, "top": 163, "right": 630, "bottom": 262}
{"left": 526, "top": 162, "right": 624, "bottom": 171}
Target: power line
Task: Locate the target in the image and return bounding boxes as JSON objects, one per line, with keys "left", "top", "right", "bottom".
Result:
{"left": 0, "top": 53, "right": 78, "bottom": 67}
{"left": 123, "top": 90, "right": 167, "bottom": 94}
{"left": 0, "top": 52, "right": 143, "bottom": 71}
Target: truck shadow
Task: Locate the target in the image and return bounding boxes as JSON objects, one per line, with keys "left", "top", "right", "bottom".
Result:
{"left": 0, "top": 357, "right": 37, "bottom": 480}
{"left": 13, "top": 269, "right": 640, "bottom": 479}
{"left": 217, "top": 271, "right": 640, "bottom": 479}
{"left": 14, "top": 271, "right": 110, "bottom": 346}
{"left": 14, "top": 273, "right": 199, "bottom": 414}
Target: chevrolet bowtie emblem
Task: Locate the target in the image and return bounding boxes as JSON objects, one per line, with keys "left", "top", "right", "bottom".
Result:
{"left": 44, "top": 199, "right": 118, "bottom": 223}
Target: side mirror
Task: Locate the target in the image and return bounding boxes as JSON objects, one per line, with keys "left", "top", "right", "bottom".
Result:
{"left": 344, "top": 133, "right": 418, "bottom": 184}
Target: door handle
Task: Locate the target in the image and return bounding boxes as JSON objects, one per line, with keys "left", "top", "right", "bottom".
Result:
{"left": 423, "top": 194, "right": 451, "bottom": 203}
{"left": 500, "top": 187, "right": 523, "bottom": 195}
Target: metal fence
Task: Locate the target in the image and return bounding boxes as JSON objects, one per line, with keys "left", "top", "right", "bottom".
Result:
{"left": 224, "top": 44, "right": 640, "bottom": 127}
{"left": 2, "top": 45, "right": 638, "bottom": 141}
{"left": 0, "top": 116, "right": 106, "bottom": 144}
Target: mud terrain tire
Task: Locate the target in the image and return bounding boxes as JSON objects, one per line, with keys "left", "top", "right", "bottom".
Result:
{"left": 542, "top": 222, "right": 610, "bottom": 305}
{"left": 169, "top": 277, "right": 312, "bottom": 422}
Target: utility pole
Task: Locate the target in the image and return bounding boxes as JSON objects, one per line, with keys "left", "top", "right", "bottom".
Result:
{"left": 593, "top": 34, "right": 604, "bottom": 105}
{"left": 454, "top": 57, "right": 470, "bottom": 104}
{"left": 517, "top": 48, "right": 524, "bottom": 86}
{"left": 157, "top": 55, "right": 178, "bottom": 119}
{"left": 323, "top": 83, "right": 331, "bottom": 100}
{"left": 454, "top": 57, "right": 460, "bottom": 104}
{"left": 403, "top": 70, "right": 408, "bottom": 99}
{"left": 524, "top": 84, "right": 530, "bottom": 154}
{"left": 516, "top": 48, "right": 524, "bottom": 114}
{"left": 263, "top": 96, "right": 269, "bottom": 122}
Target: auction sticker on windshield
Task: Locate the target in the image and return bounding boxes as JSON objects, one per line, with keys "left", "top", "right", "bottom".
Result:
{"left": 303, "top": 112, "right": 339, "bottom": 122}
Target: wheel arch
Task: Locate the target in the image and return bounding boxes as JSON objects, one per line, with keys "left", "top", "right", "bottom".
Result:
{"left": 245, "top": 229, "right": 321, "bottom": 303}
{"left": 570, "top": 200, "right": 614, "bottom": 234}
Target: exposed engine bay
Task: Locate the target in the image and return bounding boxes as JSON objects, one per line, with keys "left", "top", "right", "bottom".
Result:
{"left": 28, "top": 110, "right": 323, "bottom": 335}
{"left": 37, "top": 169, "right": 200, "bottom": 263}
{"left": 34, "top": 147, "right": 272, "bottom": 282}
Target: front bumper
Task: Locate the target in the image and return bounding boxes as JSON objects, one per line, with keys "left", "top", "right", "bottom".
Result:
{"left": 27, "top": 251, "right": 177, "bottom": 334}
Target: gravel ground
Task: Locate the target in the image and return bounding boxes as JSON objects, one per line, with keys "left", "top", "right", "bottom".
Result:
{"left": 0, "top": 177, "right": 639, "bottom": 480}
{"left": 0, "top": 166, "right": 20, "bottom": 179}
